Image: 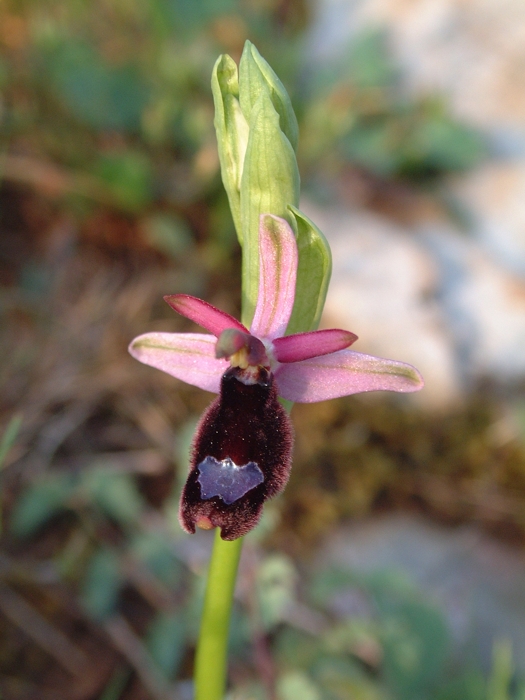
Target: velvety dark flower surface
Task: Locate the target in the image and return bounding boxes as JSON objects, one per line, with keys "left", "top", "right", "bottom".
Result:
{"left": 180, "top": 366, "right": 293, "bottom": 540}
{"left": 129, "top": 214, "right": 424, "bottom": 539}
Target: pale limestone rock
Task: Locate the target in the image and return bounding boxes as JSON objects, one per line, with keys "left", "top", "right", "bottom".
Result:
{"left": 302, "top": 199, "right": 525, "bottom": 403}
{"left": 301, "top": 200, "right": 461, "bottom": 408}
{"left": 305, "top": 0, "right": 525, "bottom": 401}
{"left": 309, "top": 0, "right": 525, "bottom": 131}
{"left": 421, "top": 223, "right": 525, "bottom": 383}
{"left": 453, "top": 162, "right": 525, "bottom": 277}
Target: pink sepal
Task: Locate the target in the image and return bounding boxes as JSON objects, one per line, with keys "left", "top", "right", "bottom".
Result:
{"left": 275, "top": 350, "right": 424, "bottom": 403}
{"left": 273, "top": 329, "right": 358, "bottom": 363}
{"left": 128, "top": 332, "right": 226, "bottom": 394}
{"left": 164, "top": 294, "right": 247, "bottom": 337}
{"left": 250, "top": 215, "right": 297, "bottom": 341}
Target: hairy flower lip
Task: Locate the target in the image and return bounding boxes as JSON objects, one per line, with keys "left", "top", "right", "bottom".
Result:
{"left": 129, "top": 214, "right": 424, "bottom": 402}
{"left": 179, "top": 365, "right": 293, "bottom": 540}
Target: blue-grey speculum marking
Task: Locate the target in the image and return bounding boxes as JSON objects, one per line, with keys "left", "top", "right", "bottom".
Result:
{"left": 197, "top": 456, "right": 265, "bottom": 504}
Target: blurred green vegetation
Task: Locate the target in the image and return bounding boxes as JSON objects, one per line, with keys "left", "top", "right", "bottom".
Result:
{"left": 4, "top": 452, "right": 525, "bottom": 699}
{"left": 0, "top": 0, "right": 307, "bottom": 225}
{"left": 299, "top": 29, "right": 486, "bottom": 183}
{"left": 0, "top": 1, "right": 485, "bottom": 228}
{"left": 3, "top": 388, "right": 525, "bottom": 698}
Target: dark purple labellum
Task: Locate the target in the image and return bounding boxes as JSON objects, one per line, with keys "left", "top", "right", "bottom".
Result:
{"left": 197, "top": 456, "right": 264, "bottom": 505}
{"left": 179, "top": 366, "right": 293, "bottom": 540}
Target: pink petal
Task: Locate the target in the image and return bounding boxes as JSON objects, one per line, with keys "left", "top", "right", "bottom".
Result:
{"left": 274, "top": 349, "right": 424, "bottom": 403}
{"left": 250, "top": 215, "right": 298, "bottom": 340}
{"left": 128, "top": 332, "right": 227, "bottom": 393}
{"left": 273, "top": 329, "right": 358, "bottom": 363}
{"left": 164, "top": 294, "right": 247, "bottom": 337}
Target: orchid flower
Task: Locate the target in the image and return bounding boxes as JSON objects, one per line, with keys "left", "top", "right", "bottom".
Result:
{"left": 129, "top": 215, "right": 423, "bottom": 540}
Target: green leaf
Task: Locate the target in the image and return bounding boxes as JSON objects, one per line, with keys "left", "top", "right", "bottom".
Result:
{"left": 156, "top": 0, "right": 236, "bottom": 34}
{"left": 409, "top": 116, "right": 486, "bottom": 172}
{"left": 129, "top": 530, "right": 182, "bottom": 588}
{"left": 98, "top": 667, "right": 131, "bottom": 700}
{"left": 313, "top": 655, "right": 387, "bottom": 700}
{"left": 322, "top": 618, "right": 380, "bottom": 659}
{"left": 348, "top": 29, "right": 398, "bottom": 89}
{"left": 343, "top": 121, "right": 401, "bottom": 176}
{"left": 48, "top": 42, "right": 149, "bottom": 132}
{"left": 435, "top": 669, "right": 486, "bottom": 700}
{"left": 227, "top": 681, "right": 267, "bottom": 700}
{"left": 0, "top": 414, "right": 23, "bottom": 534}
{"left": 256, "top": 554, "right": 296, "bottom": 630}
{"left": 225, "top": 605, "right": 252, "bottom": 659}
{"left": 93, "top": 150, "right": 153, "bottom": 212}
{"left": 277, "top": 671, "right": 322, "bottom": 700}
{"left": 377, "top": 596, "right": 449, "bottom": 699}
{"left": 141, "top": 212, "right": 193, "bottom": 258}
{"left": 0, "top": 413, "right": 22, "bottom": 470}
{"left": 10, "top": 474, "right": 76, "bottom": 538}
{"left": 81, "top": 547, "right": 122, "bottom": 620}
{"left": 240, "top": 90, "right": 299, "bottom": 326}
{"left": 82, "top": 468, "right": 144, "bottom": 526}
{"left": 146, "top": 612, "right": 187, "bottom": 679}
{"left": 286, "top": 205, "right": 332, "bottom": 334}
{"left": 239, "top": 41, "right": 299, "bottom": 151}
{"left": 274, "top": 627, "right": 321, "bottom": 671}
{"left": 487, "top": 638, "right": 513, "bottom": 700}
{"left": 211, "top": 54, "right": 249, "bottom": 242}
{"left": 308, "top": 567, "right": 358, "bottom": 607}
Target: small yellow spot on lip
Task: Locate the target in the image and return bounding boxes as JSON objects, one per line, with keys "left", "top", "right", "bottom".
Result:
{"left": 230, "top": 347, "right": 249, "bottom": 369}
{"left": 196, "top": 517, "right": 215, "bottom": 531}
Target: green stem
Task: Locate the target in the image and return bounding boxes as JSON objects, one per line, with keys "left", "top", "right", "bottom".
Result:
{"left": 194, "top": 530, "right": 243, "bottom": 700}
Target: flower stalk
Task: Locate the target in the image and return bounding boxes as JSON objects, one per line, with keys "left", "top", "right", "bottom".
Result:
{"left": 194, "top": 532, "right": 242, "bottom": 700}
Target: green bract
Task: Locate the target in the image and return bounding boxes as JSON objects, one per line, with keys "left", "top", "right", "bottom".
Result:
{"left": 286, "top": 205, "right": 331, "bottom": 334}
{"left": 240, "top": 92, "right": 299, "bottom": 325}
{"left": 212, "top": 41, "right": 331, "bottom": 332}
{"left": 211, "top": 54, "right": 248, "bottom": 239}
{"left": 239, "top": 42, "right": 299, "bottom": 152}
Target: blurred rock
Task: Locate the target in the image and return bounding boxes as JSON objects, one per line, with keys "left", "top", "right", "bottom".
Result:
{"left": 308, "top": 0, "right": 525, "bottom": 134}
{"left": 305, "top": 0, "right": 525, "bottom": 406}
{"left": 421, "top": 222, "right": 525, "bottom": 386}
{"left": 317, "top": 513, "right": 525, "bottom": 672}
{"left": 454, "top": 163, "right": 525, "bottom": 277}
{"left": 302, "top": 198, "right": 525, "bottom": 406}
{"left": 301, "top": 200, "right": 460, "bottom": 408}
